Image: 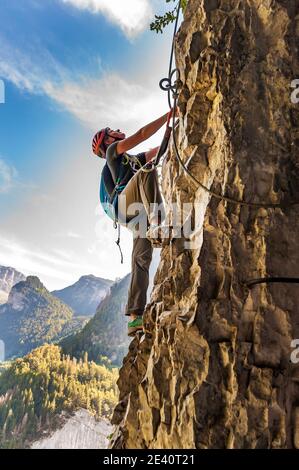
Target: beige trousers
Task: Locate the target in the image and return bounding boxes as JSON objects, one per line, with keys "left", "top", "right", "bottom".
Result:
{"left": 118, "top": 169, "right": 164, "bottom": 316}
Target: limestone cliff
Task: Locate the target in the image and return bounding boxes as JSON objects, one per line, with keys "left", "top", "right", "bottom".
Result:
{"left": 31, "top": 410, "right": 111, "bottom": 449}
{"left": 112, "top": 0, "right": 299, "bottom": 449}
{"left": 0, "top": 266, "right": 25, "bottom": 305}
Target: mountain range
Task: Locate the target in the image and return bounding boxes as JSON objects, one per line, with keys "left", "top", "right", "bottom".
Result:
{"left": 0, "top": 276, "right": 87, "bottom": 359}
{"left": 52, "top": 275, "right": 113, "bottom": 316}
{"left": 0, "top": 265, "right": 130, "bottom": 365}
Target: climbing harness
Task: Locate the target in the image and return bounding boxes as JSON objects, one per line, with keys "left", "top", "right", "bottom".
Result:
{"left": 159, "top": 0, "right": 299, "bottom": 285}
{"left": 109, "top": 104, "right": 174, "bottom": 264}
{"left": 106, "top": 141, "right": 173, "bottom": 263}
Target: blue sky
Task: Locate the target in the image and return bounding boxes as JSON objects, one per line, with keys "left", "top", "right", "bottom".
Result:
{"left": 0, "top": 0, "right": 176, "bottom": 289}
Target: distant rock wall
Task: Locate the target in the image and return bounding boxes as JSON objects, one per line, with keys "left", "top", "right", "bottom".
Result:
{"left": 52, "top": 275, "right": 113, "bottom": 317}
{"left": 31, "top": 409, "right": 112, "bottom": 449}
{"left": 0, "top": 266, "right": 25, "bottom": 305}
{"left": 0, "top": 276, "right": 80, "bottom": 359}
{"left": 111, "top": 0, "right": 299, "bottom": 449}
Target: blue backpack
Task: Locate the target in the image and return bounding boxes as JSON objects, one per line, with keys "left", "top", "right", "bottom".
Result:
{"left": 99, "top": 160, "right": 133, "bottom": 264}
{"left": 99, "top": 152, "right": 146, "bottom": 222}
{"left": 99, "top": 160, "right": 130, "bottom": 222}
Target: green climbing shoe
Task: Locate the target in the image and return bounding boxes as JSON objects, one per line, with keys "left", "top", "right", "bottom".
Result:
{"left": 128, "top": 316, "right": 143, "bottom": 336}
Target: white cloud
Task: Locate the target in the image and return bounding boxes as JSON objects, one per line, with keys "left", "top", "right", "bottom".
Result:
{"left": 0, "top": 36, "right": 64, "bottom": 94}
{"left": 0, "top": 38, "right": 168, "bottom": 148}
{"left": 0, "top": 159, "right": 18, "bottom": 193}
{"left": 0, "top": 234, "right": 105, "bottom": 290}
{"left": 44, "top": 72, "right": 166, "bottom": 137}
{"left": 0, "top": 156, "right": 36, "bottom": 195}
{"left": 67, "top": 231, "right": 83, "bottom": 239}
{"left": 60, "top": 0, "right": 153, "bottom": 38}
{"left": 52, "top": 231, "right": 83, "bottom": 239}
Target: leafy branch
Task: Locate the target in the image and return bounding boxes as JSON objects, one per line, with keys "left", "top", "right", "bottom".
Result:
{"left": 150, "top": 0, "right": 188, "bottom": 34}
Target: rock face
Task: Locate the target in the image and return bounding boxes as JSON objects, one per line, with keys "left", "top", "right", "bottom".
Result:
{"left": 111, "top": 0, "right": 299, "bottom": 449}
{"left": 0, "top": 266, "right": 25, "bottom": 304}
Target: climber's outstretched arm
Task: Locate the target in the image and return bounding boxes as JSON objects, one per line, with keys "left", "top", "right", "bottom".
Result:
{"left": 116, "top": 112, "right": 169, "bottom": 155}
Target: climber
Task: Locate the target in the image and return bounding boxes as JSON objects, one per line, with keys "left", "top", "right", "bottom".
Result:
{"left": 92, "top": 111, "right": 174, "bottom": 336}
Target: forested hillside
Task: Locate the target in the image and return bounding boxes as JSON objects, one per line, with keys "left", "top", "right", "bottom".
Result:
{"left": 0, "top": 344, "right": 118, "bottom": 448}
{"left": 0, "top": 276, "right": 87, "bottom": 359}
{"left": 61, "top": 275, "right": 131, "bottom": 366}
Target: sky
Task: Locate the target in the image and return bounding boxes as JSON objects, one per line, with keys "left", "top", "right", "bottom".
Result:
{"left": 0, "top": 0, "right": 176, "bottom": 290}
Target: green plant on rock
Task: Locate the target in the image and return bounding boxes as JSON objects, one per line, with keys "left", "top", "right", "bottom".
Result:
{"left": 150, "top": 0, "right": 188, "bottom": 34}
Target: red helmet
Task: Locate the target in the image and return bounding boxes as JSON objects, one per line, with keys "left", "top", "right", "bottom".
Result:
{"left": 92, "top": 128, "right": 109, "bottom": 158}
